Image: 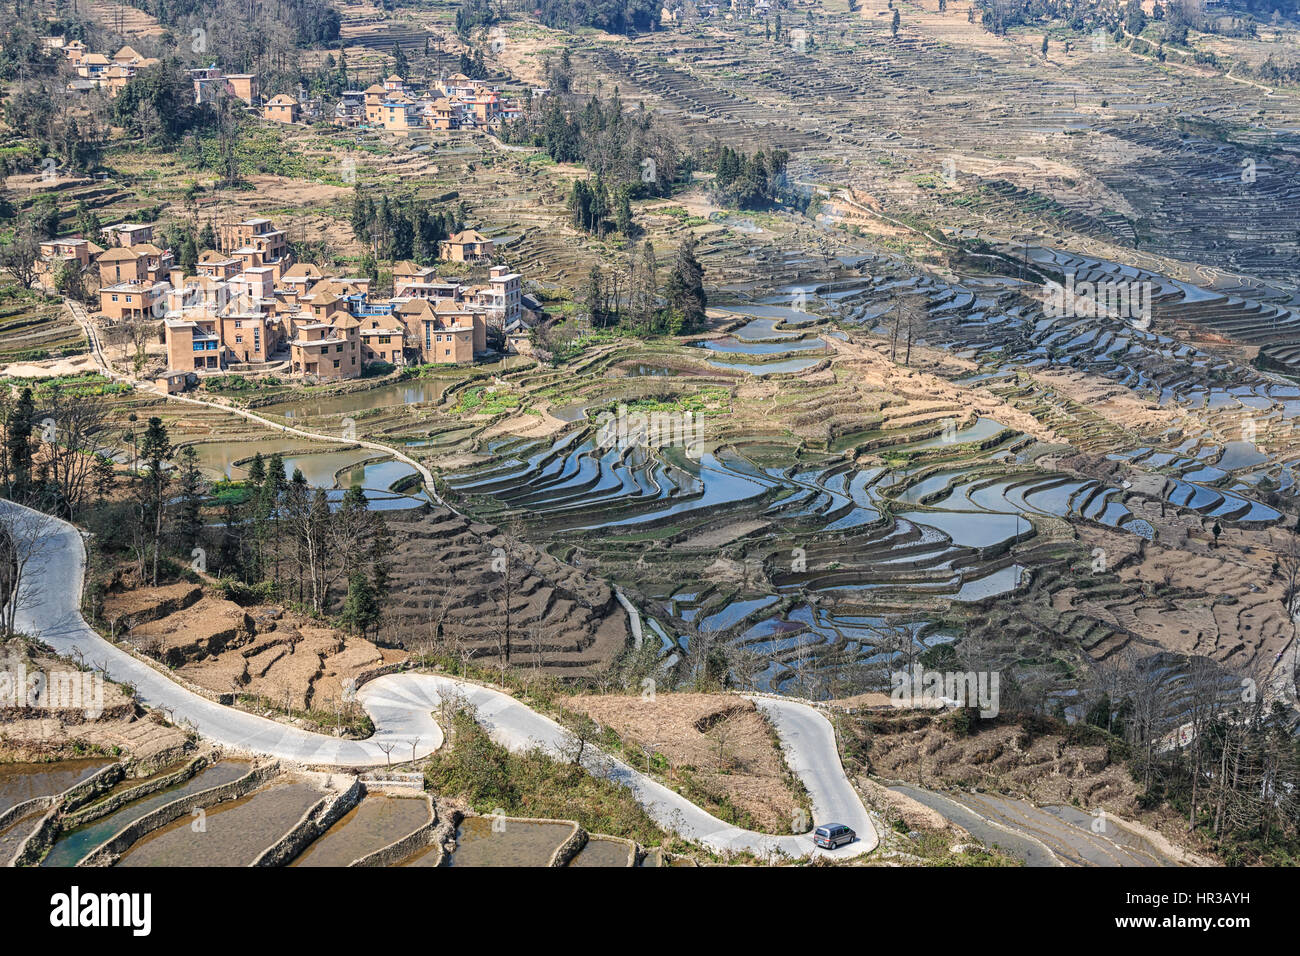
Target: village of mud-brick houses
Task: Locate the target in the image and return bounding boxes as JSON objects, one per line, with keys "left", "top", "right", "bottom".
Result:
{"left": 46, "top": 33, "right": 528, "bottom": 135}
{"left": 40, "top": 217, "right": 524, "bottom": 388}
{"left": 31, "top": 36, "right": 538, "bottom": 388}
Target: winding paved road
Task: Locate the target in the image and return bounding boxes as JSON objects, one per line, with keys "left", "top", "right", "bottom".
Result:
{"left": 4, "top": 500, "right": 876, "bottom": 859}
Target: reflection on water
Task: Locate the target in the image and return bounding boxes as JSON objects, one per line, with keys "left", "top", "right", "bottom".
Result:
{"left": 262, "top": 380, "right": 450, "bottom": 419}
{"left": 568, "top": 837, "right": 632, "bottom": 867}
{"left": 0, "top": 759, "right": 111, "bottom": 816}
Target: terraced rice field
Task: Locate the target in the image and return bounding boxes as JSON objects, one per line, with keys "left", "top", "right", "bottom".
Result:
{"left": 291, "top": 794, "right": 431, "bottom": 867}
{"left": 41, "top": 761, "right": 251, "bottom": 868}
{"left": 0, "top": 760, "right": 112, "bottom": 816}
{"left": 0, "top": 290, "right": 84, "bottom": 362}
{"left": 443, "top": 816, "right": 575, "bottom": 867}
{"left": 115, "top": 775, "right": 325, "bottom": 867}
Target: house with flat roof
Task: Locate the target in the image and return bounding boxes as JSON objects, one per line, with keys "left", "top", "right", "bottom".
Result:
{"left": 102, "top": 222, "right": 154, "bottom": 247}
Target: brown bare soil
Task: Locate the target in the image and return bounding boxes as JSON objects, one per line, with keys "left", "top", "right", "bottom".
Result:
{"left": 0, "top": 640, "right": 188, "bottom": 765}
{"left": 566, "top": 692, "right": 805, "bottom": 833}
{"left": 846, "top": 709, "right": 1141, "bottom": 813}
{"left": 842, "top": 707, "right": 1216, "bottom": 861}
{"left": 102, "top": 583, "right": 401, "bottom": 712}
{"left": 385, "top": 507, "right": 630, "bottom": 676}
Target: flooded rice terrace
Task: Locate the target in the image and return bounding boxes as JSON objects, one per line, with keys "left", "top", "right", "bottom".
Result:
{"left": 291, "top": 795, "right": 431, "bottom": 867}
{"left": 41, "top": 761, "right": 250, "bottom": 868}
{"left": 0, "top": 760, "right": 112, "bottom": 816}
{"left": 116, "top": 776, "right": 324, "bottom": 867}
{"left": 175, "top": 236, "right": 1300, "bottom": 700}
{"left": 443, "top": 816, "right": 574, "bottom": 867}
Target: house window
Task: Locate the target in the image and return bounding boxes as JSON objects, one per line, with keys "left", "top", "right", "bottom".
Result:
{"left": 333, "top": 359, "right": 340, "bottom": 369}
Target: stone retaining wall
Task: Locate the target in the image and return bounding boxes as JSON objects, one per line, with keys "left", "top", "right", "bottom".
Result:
{"left": 587, "top": 833, "right": 638, "bottom": 867}
{"left": 251, "top": 777, "right": 363, "bottom": 867}
{"left": 0, "top": 761, "right": 122, "bottom": 835}
{"left": 76, "top": 761, "right": 281, "bottom": 867}
{"left": 61, "top": 755, "right": 209, "bottom": 830}
{"left": 353, "top": 660, "right": 408, "bottom": 690}
{"left": 8, "top": 763, "right": 124, "bottom": 867}
{"left": 547, "top": 821, "right": 587, "bottom": 867}
{"left": 348, "top": 793, "right": 440, "bottom": 867}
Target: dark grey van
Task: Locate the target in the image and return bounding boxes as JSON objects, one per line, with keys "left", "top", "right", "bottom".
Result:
{"left": 813, "top": 823, "right": 855, "bottom": 849}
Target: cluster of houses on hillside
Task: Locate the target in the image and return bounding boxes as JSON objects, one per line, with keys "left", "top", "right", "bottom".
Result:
{"left": 41, "top": 34, "right": 528, "bottom": 137}
{"left": 265, "top": 72, "right": 528, "bottom": 135}
{"left": 43, "top": 34, "right": 260, "bottom": 104}
{"left": 46, "top": 38, "right": 160, "bottom": 96}
{"left": 37, "top": 218, "right": 526, "bottom": 387}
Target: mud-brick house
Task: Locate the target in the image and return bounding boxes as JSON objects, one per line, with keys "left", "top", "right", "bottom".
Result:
{"left": 263, "top": 93, "right": 299, "bottom": 124}
{"left": 164, "top": 313, "right": 222, "bottom": 370}
{"left": 438, "top": 230, "right": 494, "bottom": 263}
{"left": 219, "top": 218, "right": 290, "bottom": 274}
{"left": 101, "top": 222, "right": 154, "bottom": 247}
{"left": 398, "top": 298, "right": 484, "bottom": 365}
{"left": 356, "top": 309, "right": 407, "bottom": 366}
{"left": 197, "top": 250, "right": 241, "bottom": 280}
{"left": 290, "top": 318, "right": 361, "bottom": 380}
{"left": 39, "top": 238, "right": 103, "bottom": 273}
{"left": 100, "top": 282, "right": 166, "bottom": 322}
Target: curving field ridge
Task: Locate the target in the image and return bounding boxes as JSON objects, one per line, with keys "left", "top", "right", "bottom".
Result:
{"left": 5, "top": 499, "right": 876, "bottom": 860}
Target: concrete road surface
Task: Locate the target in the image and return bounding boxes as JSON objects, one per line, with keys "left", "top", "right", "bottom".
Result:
{"left": 4, "top": 500, "right": 876, "bottom": 859}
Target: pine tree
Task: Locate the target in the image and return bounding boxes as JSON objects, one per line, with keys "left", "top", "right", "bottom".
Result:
{"left": 4, "top": 388, "right": 35, "bottom": 502}
{"left": 137, "top": 418, "right": 173, "bottom": 586}
{"left": 614, "top": 184, "right": 634, "bottom": 237}
{"left": 176, "top": 445, "right": 205, "bottom": 557}
{"left": 664, "top": 237, "right": 707, "bottom": 332}
{"left": 92, "top": 453, "right": 116, "bottom": 504}
{"left": 341, "top": 570, "right": 380, "bottom": 637}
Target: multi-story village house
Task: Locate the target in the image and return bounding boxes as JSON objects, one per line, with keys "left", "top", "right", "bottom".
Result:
{"left": 191, "top": 67, "right": 259, "bottom": 105}
{"left": 100, "top": 281, "right": 168, "bottom": 322}
{"left": 218, "top": 218, "right": 291, "bottom": 276}
{"left": 102, "top": 222, "right": 154, "bottom": 247}
{"left": 145, "top": 216, "right": 516, "bottom": 382}
{"left": 439, "top": 230, "right": 494, "bottom": 263}
{"left": 38, "top": 238, "right": 103, "bottom": 279}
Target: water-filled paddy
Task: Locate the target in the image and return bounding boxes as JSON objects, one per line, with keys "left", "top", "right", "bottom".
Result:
{"left": 261, "top": 380, "right": 450, "bottom": 419}
{"left": 706, "top": 357, "right": 821, "bottom": 375}
{"left": 445, "top": 815, "right": 573, "bottom": 867}
{"left": 568, "top": 837, "right": 633, "bottom": 867}
{"left": 116, "top": 777, "right": 323, "bottom": 867}
{"left": 42, "top": 761, "right": 249, "bottom": 868}
{"left": 291, "top": 794, "right": 431, "bottom": 867}
{"left": 0, "top": 759, "right": 111, "bottom": 816}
